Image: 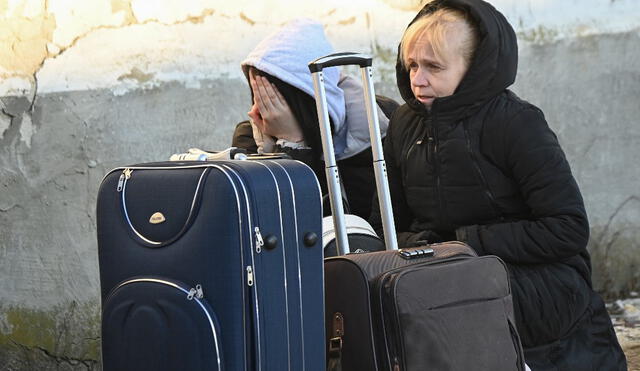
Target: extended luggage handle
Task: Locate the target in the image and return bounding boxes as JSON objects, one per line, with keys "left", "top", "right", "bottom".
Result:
{"left": 308, "top": 52, "right": 372, "bottom": 72}
{"left": 309, "top": 52, "right": 398, "bottom": 255}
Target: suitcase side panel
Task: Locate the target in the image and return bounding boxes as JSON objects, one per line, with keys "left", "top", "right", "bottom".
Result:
{"left": 324, "top": 259, "right": 379, "bottom": 371}
{"left": 264, "top": 160, "right": 325, "bottom": 371}
{"left": 224, "top": 161, "right": 295, "bottom": 370}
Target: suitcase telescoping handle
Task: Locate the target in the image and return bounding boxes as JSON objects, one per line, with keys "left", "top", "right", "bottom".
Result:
{"left": 308, "top": 52, "right": 398, "bottom": 255}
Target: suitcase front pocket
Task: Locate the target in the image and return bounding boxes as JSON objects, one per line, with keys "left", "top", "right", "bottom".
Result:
{"left": 399, "top": 297, "right": 520, "bottom": 371}
{"left": 118, "top": 167, "right": 210, "bottom": 247}
{"left": 102, "top": 277, "right": 224, "bottom": 371}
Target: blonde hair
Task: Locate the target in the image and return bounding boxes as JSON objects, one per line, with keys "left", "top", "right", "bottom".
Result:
{"left": 400, "top": 8, "right": 478, "bottom": 69}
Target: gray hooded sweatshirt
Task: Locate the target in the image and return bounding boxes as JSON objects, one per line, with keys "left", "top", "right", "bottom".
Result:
{"left": 240, "top": 18, "right": 388, "bottom": 160}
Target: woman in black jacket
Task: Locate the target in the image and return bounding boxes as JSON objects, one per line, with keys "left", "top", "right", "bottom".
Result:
{"left": 370, "top": 0, "right": 627, "bottom": 369}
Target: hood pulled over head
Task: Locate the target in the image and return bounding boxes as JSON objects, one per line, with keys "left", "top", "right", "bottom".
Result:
{"left": 396, "top": 0, "right": 518, "bottom": 120}
{"left": 241, "top": 18, "right": 346, "bottom": 129}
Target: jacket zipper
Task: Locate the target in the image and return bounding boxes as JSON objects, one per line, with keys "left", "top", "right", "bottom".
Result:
{"left": 426, "top": 124, "right": 434, "bottom": 165}
{"left": 429, "top": 118, "right": 446, "bottom": 229}
{"left": 463, "top": 123, "right": 501, "bottom": 218}
{"left": 404, "top": 120, "right": 429, "bottom": 185}
{"left": 405, "top": 139, "right": 422, "bottom": 164}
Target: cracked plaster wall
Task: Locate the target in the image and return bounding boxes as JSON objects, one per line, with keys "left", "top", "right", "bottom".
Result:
{"left": 1, "top": 0, "right": 639, "bottom": 369}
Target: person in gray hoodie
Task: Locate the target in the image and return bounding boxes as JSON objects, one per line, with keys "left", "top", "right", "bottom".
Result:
{"left": 231, "top": 18, "right": 398, "bottom": 220}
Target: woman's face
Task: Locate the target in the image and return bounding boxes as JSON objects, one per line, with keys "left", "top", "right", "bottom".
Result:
{"left": 407, "top": 31, "right": 469, "bottom": 108}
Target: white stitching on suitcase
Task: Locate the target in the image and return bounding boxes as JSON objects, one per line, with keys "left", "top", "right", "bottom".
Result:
{"left": 222, "top": 165, "right": 262, "bottom": 371}
{"left": 120, "top": 168, "right": 208, "bottom": 245}
{"left": 268, "top": 160, "right": 306, "bottom": 371}
{"left": 254, "top": 161, "right": 292, "bottom": 371}
{"left": 209, "top": 165, "right": 250, "bottom": 370}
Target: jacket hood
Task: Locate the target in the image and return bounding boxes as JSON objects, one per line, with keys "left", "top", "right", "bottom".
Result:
{"left": 396, "top": 0, "right": 518, "bottom": 120}
{"left": 241, "top": 18, "right": 346, "bottom": 130}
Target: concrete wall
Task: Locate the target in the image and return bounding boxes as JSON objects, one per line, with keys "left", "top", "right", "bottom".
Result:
{"left": 1, "top": 0, "right": 638, "bottom": 369}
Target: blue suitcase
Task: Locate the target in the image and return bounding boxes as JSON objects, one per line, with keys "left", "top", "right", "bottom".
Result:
{"left": 97, "top": 159, "right": 325, "bottom": 371}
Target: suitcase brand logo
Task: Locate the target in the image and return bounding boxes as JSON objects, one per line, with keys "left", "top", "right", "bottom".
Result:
{"left": 149, "top": 212, "right": 166, "bottom": 224}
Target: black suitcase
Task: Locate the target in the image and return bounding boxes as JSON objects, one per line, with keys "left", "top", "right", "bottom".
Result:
{"left": 324, "top": 243, "right": 524, "bottom": 370}
{"left": 309, "top": 53, "right": 525, "bottom": 371}
{"left": 97, "top": 159, "right": 325, "bottom": 371}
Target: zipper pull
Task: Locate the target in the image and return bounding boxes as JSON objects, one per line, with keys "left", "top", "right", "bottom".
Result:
{"left": 187, "top": 284, "right": 204, "bottom": 300}
{"left": 116, "top": 168, "right": 133, "bottom": 192}
{"left": 393, "top": 356, "right": 401, "bottom": 371}
{"left": 246, "top": 266, "right": 254, "bottom": 287}
{"left": 254, "top": 227, "right": 264, "bottom": 253}
{"left": 116, "top": 174, "right": 125, "bottom": 192}
{"left": 426, "top": 127, "right": 435, "bottom": 164}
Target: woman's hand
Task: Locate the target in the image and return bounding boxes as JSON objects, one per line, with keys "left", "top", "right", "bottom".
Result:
{"left": 247, "top": 71, "right": 304, "bottom": 143}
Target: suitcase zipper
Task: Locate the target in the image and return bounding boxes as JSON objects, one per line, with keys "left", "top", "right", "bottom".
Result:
{"left": 254, "top": 227, "right": 264, "bottom": 254}
{"left": 187, "top": 284, "right": 204, "bottom": 300}
{"left": 117, "top": 166, "right": 209, "bottom": 246}
{"left": 246, "top": 266, "right": 254, "bottom": 287}
{"left": 220, "top": 165, "right": 265, "bottom": 370}
{"left": 116, "top": 168, "right": 133, "bottom": 192}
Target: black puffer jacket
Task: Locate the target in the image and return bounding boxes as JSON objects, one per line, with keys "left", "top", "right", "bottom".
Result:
{"left": 370, "top": 0, "right": 627, "bottom": 369}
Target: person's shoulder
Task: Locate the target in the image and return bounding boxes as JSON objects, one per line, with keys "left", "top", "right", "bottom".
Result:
{"left": 231, "top": 120, "right": 258, "bottom": 153}
{"left": 482, "top": 90, "right": 545, "bottom": 128}
{"left": 388, "top": 103, "right": 420, "bottom": 132}
{"left": 391, "top": 103, "right": 416, "bottom": 121}
{"left": 375, "top": 95, "right": 400, "bottom": 119}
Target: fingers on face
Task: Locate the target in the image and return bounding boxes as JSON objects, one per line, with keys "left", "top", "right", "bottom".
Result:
{"left": 250, "top": 76, "right": 269, "bottom": 113}
{"left": 271, "top": 83, "right": 287, "bottom": 107}
{"left": 261, "top": 76, "right": 283, "bottom": 110}
{"left": 250, "top": 73, "right": 290, "bottom": 122}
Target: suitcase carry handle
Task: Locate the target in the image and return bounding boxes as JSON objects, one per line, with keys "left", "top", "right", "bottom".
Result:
{"left": 309, "top": 52, "right": 398, "bottom": 255}
{"left": 308, "top": 52, "right": 372, "bottom": 72}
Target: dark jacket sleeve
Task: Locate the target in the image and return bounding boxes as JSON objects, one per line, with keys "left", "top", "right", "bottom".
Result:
{"left": 369, "top": 110, "right": 433, "bottom": 247}
{"left": 231, "top": 120, "right": 258, "bottom": 153}
{"left": 375, "top": 95, "right": 400, "bottom": 120}
{"left": 456, "top": 108, "right": 590, "bottom": 264}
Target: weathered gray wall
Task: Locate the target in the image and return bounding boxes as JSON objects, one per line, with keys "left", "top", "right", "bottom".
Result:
{"left": 0, "top": 80, "right": 251, "bottom": 370}
{"left": 1, "top": 0, "right": 639, "bottom": 369}
{"left": 513, "top": 31, "right": 640, "bottom": 297}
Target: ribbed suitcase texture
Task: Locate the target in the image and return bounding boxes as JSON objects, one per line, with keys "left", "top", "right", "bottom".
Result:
{"left": 97, "top": 159, "right": 325, "bottom": 371}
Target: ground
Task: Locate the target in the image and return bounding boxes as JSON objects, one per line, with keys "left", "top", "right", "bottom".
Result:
{"left": 614, "top": 322, "right": 640, "bottom": 370}
{"left": 610, "top": 298, "right": 640, "bottom": 370}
